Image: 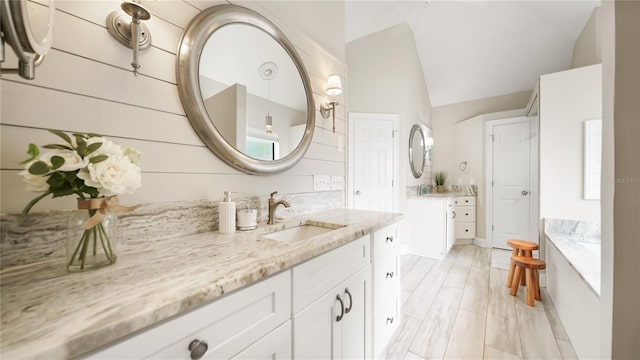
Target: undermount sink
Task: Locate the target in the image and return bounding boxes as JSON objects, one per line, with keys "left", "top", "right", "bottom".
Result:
{"left": 261, "top": 223, "right": 345, "bottom": 242}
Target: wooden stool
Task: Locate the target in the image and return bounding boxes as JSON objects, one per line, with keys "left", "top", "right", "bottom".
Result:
{"left": 510, "top": 255, "right": 546, "bottom": 307}
{"left": 506, "top": 239, "right": 539, "bottom": 288}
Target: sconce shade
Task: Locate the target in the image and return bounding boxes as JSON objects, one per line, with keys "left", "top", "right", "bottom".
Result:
{"left": 325, "top": 74, "right": 343, "bottom": 96}
{"left": 425, "top": 137, "right": 434, "bottom": 146}
{"left": 265, "top": 114, "right": 273, "bottom": 134}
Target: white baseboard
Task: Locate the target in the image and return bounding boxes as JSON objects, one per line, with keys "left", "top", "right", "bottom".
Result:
{"left": 472, "top": 237, "right": 492, "bottom": 247}
{"left": 455, "top": 239, "right": 473, "bottom": 245}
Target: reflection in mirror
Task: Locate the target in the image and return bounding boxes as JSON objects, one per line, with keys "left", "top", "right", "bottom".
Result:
{"left": 409, "top": 124, "right": 426, "bottom": 178}
{"left": 199, "top": 24, "right": 307, "bottom": 161}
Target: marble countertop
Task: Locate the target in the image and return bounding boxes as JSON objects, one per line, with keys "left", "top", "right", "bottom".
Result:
{"left": 0, "top": 209, "right": 402, "bottom": 359}
{"left": 544, "top": 219, "right": 601, "bottom": 296}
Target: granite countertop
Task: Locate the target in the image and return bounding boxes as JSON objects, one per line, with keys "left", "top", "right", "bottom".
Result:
{"left": 0, "top": 209, "right": 402, "bottom": 359}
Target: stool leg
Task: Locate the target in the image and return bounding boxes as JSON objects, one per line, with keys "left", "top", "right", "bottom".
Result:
{"left": 526, "top": 268, "right": 535, "bottom": 306}
{"left": 510, "top": 265, "right": 522, "bottom": 296}
{"left": 533, "top": 269, "right": 541, "bottom": 301}
{"left": 521, "top": 250, "right": 531, "bottom": 285}
{"left": 506, "top": 248, "right": 518, "bottom": 287}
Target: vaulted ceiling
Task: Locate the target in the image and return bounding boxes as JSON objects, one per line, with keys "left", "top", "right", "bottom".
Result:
{"left": 345, "top": 1, "right": 600, "bottom": 107}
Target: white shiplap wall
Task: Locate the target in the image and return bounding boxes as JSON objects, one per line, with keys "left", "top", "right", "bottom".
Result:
{"left": 0, "top": 0, "right": 347, "bottom": 213}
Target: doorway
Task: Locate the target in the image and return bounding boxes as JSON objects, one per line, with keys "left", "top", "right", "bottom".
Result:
{"left": 348, "top": 113, "right": 399, "bottom": 212}
{"left": 485, "top": 116, "right": 538, "bottom": 249}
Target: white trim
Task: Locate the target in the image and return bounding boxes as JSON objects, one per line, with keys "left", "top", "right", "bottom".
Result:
{"left": 472, "top": 237, "right": 492, "bottom": 248}
{"left": 347, "top": 112, "right": 400, "bottom": 212}
{"left": 583, "top": 119, "right": 602, "bottom": 200}
{"left": 485, "top": 116, "right": 539, "bottom": 248}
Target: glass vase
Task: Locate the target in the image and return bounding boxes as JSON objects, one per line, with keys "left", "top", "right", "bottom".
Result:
{"left": 67, "top": 204, "right": 119, "bottom": 272}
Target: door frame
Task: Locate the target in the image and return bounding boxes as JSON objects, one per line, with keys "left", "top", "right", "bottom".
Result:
{"left": 347, "top": 112, "right": 400, "bottom": 212}
{"left": 485, "top": 116, "right": 539, "bottom": 247}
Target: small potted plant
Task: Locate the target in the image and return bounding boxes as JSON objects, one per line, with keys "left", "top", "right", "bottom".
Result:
{"left": 434, "top": 171, "right": 447, "bottom": 193}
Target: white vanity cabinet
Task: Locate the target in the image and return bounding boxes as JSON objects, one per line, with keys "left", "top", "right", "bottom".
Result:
{"left": 292, "top": 235, "right": 371, "bottom": 359}
{"left": 86, "top": 271, "right": 291, "bottom": 360}
{"left": 371, "top": 222, "right": 401, "bottom": 357}
{"left": 407, "top": 197, "right": 455, "bottom": 259}
{"left": 454, "top": 196, "right": 476, "bottom": 240}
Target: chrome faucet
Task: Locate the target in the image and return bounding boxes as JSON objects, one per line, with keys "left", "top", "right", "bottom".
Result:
{"left": 267, "top": 191, "right": 290, "bottom": 225}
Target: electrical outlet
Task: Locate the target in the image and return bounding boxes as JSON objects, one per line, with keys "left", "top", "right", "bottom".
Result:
{"left": 313, "top": 175, "right": 331, "bottom": 191}
{"left": 330, "top": 176, "right": 344, "bottom": 190}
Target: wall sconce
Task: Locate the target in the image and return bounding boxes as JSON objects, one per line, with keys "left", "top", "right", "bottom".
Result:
{"left": 320, "top": 74, "right": 343, "bottom": 133}
{"left": 106, "top": 0, "right": 152, "bottom": 76}
{"left": 425, "top": 137, "right": 434, "bottom": 161}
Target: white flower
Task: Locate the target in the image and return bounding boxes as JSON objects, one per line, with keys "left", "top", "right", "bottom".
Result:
{"left": 123, "top": 147, "right": 142, "bottom": 164}
{"left": 77, "top": 154, "right": 141, "bottom": 196}
{"left": 18, "top": 163, "right": 49, "bottom": 192}
{"left": 39, "top": 150, "right": 88, "bottom": 172}
{"left": 86, "top": 137, "right": 124, "bottom": 157}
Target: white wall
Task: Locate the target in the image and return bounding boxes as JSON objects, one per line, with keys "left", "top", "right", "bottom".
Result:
{"left": 346, "top": 22, "right": 432, "bottom": 214}
{"left": 539, "top": 64, "right": 602, "bottom": 223}
{"left": 571, "top": 7, "right": 602, "bottom": 69}
{"left": 430, "top": 91, "right": 530, "bottom": 238}
{"left": 0, "top": 0, "right": 347, "bottom": 213}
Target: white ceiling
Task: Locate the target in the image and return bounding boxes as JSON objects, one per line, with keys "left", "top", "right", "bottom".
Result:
{"left": 345, "top": 0, "right": 600, "bottom": 107}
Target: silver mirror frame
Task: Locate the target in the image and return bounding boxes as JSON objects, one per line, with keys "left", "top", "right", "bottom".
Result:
{"left": 176, "top": 5, "right": 315, "bottom": 175}
{"left": 409, "top": 124, "right": 426, "bottom": 178}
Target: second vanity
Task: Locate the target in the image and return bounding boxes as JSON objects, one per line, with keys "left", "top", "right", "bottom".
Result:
{"left": 0, "top": 209, "right": 402, "bottom": 359}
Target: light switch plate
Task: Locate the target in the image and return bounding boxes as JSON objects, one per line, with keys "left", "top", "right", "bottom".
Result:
{"left": 330, "top": 176, "right": 344, "bottom": 190}
{"left": 313, "top": 175, "right": 331, "bottom": 192}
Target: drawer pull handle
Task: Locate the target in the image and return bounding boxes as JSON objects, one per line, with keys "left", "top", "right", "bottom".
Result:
{"left": 465, "top": 213, "right": 469, "bottom": 216}
{"left": 465, "top": 229, "right": 469, "bottom": 232}
{"left": 344, "top": 288, "right": 353, "bottom": 314}
{"left": 465, "top": 200, "right": 469, "bottom": 203}
{"left": 188, "top": 339, "right": 208, "bottom": 360}
{"left": 386, "top": 317, "right": 394, "bottom": 324}
{"left": 386, "top": 235, "right": 394, "bottom": 243}
{"left": 386, "top": 271, "right": 394, "bottom": 279}
{"left": 452, "top": 211, "right": 456, "bottom": 219}
{"left": 336, "top": 294, "right": 345, "bottom": 322}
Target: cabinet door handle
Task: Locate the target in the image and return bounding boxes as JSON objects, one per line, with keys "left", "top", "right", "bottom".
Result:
{"left": 344, "top": 288, "right": 353, "bottom": 314}
{"left": 465, "top": 212, "right": 469, "bottom": 216}
{"left": 386, "top": 235, "right": 394, "bottom": 243}
{"left": 188, "top": 339, "right": 208, "bottom": 360}
{"left": 386, "top": 271, "right": 394, "bottom": 279}
{"left": 452, "top": 211, "right": 456, "bottom": 219}
{"left": 386, "top": 317, "right": 394, "bottom": 324}
{"left": 336, "top": 294, "right": 345, "bottom": 322}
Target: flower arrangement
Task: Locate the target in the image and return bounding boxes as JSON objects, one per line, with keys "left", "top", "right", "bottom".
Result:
{"left": 19, "top": 130, "right": 142, "bottom": 270}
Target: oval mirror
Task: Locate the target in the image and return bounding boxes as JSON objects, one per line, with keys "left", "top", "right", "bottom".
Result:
{"left": 409, "top": 124, "right": 426, "bottom": 178}
{"left": 176, "top": 5, "right": 315, "bottom": 175}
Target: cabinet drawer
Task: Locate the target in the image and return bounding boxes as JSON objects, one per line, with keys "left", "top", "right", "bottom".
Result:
{"left": 292, "top": 235, "right": 370, "bottom": 313}
{"left": 373, "top": 222, "right": 400, "bottom": 260}
{"left": 231, "top": 320, "right": 291, "bottom": 359}
{"left": 373, "top": 249, "right": 400, "bottom": 299}
{"left": 455, "top": 223, "right": 476, "bottom": 239}
{"left": 454, "top": 196, "right": 476, "bottom": 206}
{"left": 373, "top": 296, "right": 399, "bottom": 357}
{"left": 88, "top": 271, "right": 291, "bottom": 359}
{"left": 455, "top": 205, "right": 475, "bottom": 222}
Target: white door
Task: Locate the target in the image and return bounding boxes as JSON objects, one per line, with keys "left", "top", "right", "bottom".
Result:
{"left": 293, "top": 285, "right": 342, "bottom": 359}
{"left": 489, "top": 119, "right": 531, "bottom": 249}
{"left": 341, "top": 267, "right": 370, "bottom": 360}
{"left": 349, "top": 113, "right": 398, "bottom": 212}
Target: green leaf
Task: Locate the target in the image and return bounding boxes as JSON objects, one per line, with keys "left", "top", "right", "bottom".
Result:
{"left": 72, "top": 133, "right": 88, "bottom": 140}
{"left": 49, "top": 130, "right": 73, "bottom": 145}
{"left": 20, "top": 143, "right": 40, "bottom": 164}
{"left": 42, "top": 144, "right": 73, "bottom": 151}
{"left": 50, "top": 156, "right": 65, "bottom": 170}
{"left": 47, "top": 172, "right": 65, "bottom": 187}
{"left": 85, "top": 142, "right": 103, "bottom": 156}
{"left": 86, "top": 133, "right": 102, "bottom": 138}
{"left": 63, "top": 171, "right": 77, "bottom": 183}
{"left": 89, "top": 155, "right": 108, "bottom": 164}
{"left": 28, "top": 161, "right": 50, "bottom": 175}
{"left": 51, "top": 183, "right": 76, "bottom": 198}
{"left": 75, "top": 136, "right": 87, "bottom": 157}
{"left": 80, "top": 185, "right": 99, "bottom": 198}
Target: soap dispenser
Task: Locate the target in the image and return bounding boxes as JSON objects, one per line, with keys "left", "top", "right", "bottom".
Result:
{"left": 219, "top": 191, "right": 236, "bottom": 234}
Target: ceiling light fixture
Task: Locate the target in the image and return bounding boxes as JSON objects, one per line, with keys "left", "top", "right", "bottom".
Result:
{"left": 320, "top": 74, "right": 343, "bottom": 133}
{"left": 259, "top": 62, "right": 278, "bottom": 134}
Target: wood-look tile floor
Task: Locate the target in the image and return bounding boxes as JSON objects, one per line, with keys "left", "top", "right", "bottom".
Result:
{"left": 383, "top": 244, "right": 578, "bottom": 360}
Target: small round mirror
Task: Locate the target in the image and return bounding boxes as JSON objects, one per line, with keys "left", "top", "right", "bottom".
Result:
{"left": 409, "top": 124, "right": 426, "bottom": 178}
